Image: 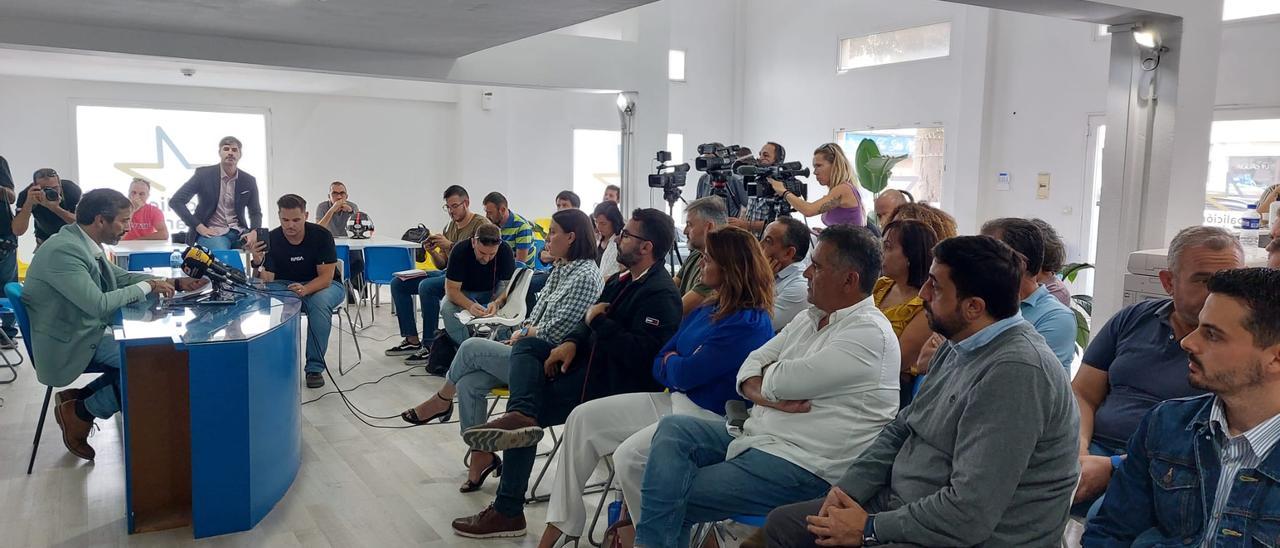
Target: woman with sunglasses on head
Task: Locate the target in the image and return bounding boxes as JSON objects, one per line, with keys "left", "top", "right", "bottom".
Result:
{"left": 534, "top": 226, "right": 776, "bottom": 548}
{"left": 399, "top": 209, "right": 603, "bottom": 493}
{"left": 768, "top": 142, "right": 866, "bottom": 228}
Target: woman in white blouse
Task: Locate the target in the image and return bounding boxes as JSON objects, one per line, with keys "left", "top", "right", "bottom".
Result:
{"left": 593, "top": 200, "right": 624, "bottom": 281}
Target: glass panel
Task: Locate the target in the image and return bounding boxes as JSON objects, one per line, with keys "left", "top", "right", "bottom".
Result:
{"left": 838, "top": 22, "right": 951, "bottom": 72}
{"left": 1224, "top": 0, "right": 1280, "bottom": 21}
{"left": 1203, "top": 119, "right": 1280, "bottom": 229}
{"left": 837, "top": 127, "right": 945, "bottom": 204}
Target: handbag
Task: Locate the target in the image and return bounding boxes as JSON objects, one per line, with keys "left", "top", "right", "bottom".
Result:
{"left": 401, "top": 223, "right": 430, "bottom": 262}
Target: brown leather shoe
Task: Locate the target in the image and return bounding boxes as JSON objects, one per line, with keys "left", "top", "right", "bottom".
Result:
{"left": 452, "top": 504, "right": 527, "bottom": 538}
{"left": 56, "top": 388, "right": 85, "bottom": 407}
{"left": 461, "top": 412, "right": 544, "bottom": 452}
{"left": 54, "top": 399, "right": 95, "bottom": 460}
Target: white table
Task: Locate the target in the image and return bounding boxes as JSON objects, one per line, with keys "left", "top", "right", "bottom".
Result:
{"left": 104, "top": 240, "right": 185, "bottom": 267}
{"left": 333, "top": 236, "right": 419, "bottom": 250}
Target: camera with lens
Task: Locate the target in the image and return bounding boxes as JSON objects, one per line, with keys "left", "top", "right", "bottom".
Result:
{"left": 737, "top": 162, "right": 810, "bottom": 199}
{"left": 695, "top": 143, "right": 746, "bottom": 199}
{"left": 41, "top": 187, "right": 60, "bottom": 202}
{"left": 648, "top": 150, "right": 691, "bottom": 204}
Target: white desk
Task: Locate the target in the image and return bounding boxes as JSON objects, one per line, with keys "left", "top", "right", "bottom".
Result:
{"left": 105, "top": 241, "right": 185, "bottom": 267}
{"left": 333, "top": 236, "right": 419, "bottom": 250}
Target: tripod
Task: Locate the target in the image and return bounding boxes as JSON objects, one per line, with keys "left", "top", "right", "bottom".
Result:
{"left": 663, "top": 187, "right": 687, "bottom": 271}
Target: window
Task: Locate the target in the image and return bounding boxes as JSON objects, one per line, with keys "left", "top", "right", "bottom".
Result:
{"left": 1203, "top": 118, "right": 1280, "bottom": 229}
{"left": 669, "top": 50, "right": 686, "bottom": 82}
{"left": 1224, "top": 0, "right": 1280, "bottom": 21}
{"left": 838, "top": 22, "right": 950, "bottom": 72}
{"left": 836, "top": 127, "right": 945, "bottom": 204}
{"left": 573, "top": 129, "right": 621, "bottom": 209}
{"left": 75, "top": 105, "right": 269, "bottom": 233}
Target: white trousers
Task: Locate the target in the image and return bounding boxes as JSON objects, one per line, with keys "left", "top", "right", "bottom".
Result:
{"left": 544, "top": 391, "right": 720, "bottom": 537}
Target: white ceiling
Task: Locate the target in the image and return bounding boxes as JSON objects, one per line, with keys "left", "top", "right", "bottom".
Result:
{"left": 0, "top": 0, "right": 654, "bottom": 57}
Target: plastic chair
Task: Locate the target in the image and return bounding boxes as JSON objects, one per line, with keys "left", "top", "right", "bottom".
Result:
{"left": 690, "top": 514, "right": 768, "bottom": 547}
{"left": 213, "top": 249, "right": 245, "bottom": 273}
{"left": 360, "top": 246, "right": 414, "bottom": 325}
{"left": 0, "top": 297, "right": 21, "bottom": 384}
{"left": 333, "top": 259, "right": 362, "bottom": 375}
{"left": 464, "top": 268, "right": 533, "bottom": 339}
{"left": 127, "top": 251, "right": 173, "bottom": 271}
{"left": 5, "top": 282, "right": 107, "bottom": 474}
{"left": 531, "top": 239, "right": 552, "bottom": 272}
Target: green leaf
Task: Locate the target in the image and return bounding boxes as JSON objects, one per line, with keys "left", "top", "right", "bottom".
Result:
{"left": 1059, "top": 262, "right": 1095, "bottom": 283}
{"left": 854, "top": 139, "right": 879, "bottom": 192}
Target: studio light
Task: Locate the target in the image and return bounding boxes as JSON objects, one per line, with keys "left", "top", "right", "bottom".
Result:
{"left": 1133, "top": 29, "right": 1158, "bottom": 49}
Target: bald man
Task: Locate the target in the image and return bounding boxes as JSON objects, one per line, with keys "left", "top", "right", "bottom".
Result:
{"left": 874, "top": 189, "right": 908, "bottom": 224}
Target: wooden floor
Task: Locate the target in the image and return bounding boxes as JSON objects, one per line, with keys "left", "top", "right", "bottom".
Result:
{"left": 0, "top": 300, "right": 614, "bottom": 547}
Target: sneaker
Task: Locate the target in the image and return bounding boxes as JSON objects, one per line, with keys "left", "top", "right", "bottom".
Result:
{"left": 404, "top": 349, "right": 431, "bottom": 366}
{"left": 462, "top": 412, "right": 544, "bottom": 453}
{"left": 306, "top": 372, "right": 325, "bottom": 389}
{"left": 385, "top": 340, "right": 422, "bottom": 357}
{"left": 452, "top": 505, "right": 526, "bottom": 539}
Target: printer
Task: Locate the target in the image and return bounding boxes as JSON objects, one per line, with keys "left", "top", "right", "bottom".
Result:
{"left": 1123, "top": 246, "right": 1270, "bottom": 306}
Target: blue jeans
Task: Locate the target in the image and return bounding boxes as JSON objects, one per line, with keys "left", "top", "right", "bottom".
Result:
{"left": 441, "top": 290, "right": 494, "bottom": 345}
{"left": 196, "top": 228, "right": 243, "bottom": 250}
{"left": 298, "top": 281, "right": 346, "bottom": 374}
{"left": 447, "top": 337, "right": 513, "bottom": 431}
{"left": 1072, "top": 438, "right": 1126, "bottom": 520}
{"left": 83, "top": 332, "right": 123, "bottom": 419}
{"left": 391, "top": 271, "right": 446, "bottom": 340}
{"left": 0, "top": 247, "right": 17, "bottom": 338}
{"left": 636, "top": 415, "right": 831, "bottom": 548}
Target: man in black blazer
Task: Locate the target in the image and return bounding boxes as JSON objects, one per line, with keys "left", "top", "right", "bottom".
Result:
{"left": 171, "top": 136, "right": 263, "bottom": 249}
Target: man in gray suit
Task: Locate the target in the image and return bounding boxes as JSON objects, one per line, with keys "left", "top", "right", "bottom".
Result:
{"left": 170, "top": 136, "right": 263, "bottom": 249}
{"left": 24, "top": 189, "right": 205, "bottom": 460}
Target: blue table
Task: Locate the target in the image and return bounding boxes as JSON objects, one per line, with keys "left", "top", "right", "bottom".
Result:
{"left": 113, "top": 284, "right": 303, "bottom": 538}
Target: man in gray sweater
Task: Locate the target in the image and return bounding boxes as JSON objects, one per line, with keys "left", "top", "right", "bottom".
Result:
{"left": 762, "top": 235, "right": 1079, "bottom": 547}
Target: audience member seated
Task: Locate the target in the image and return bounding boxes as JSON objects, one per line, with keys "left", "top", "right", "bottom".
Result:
{"left": 248, "top": 194, "right": 346, "bottom": 389}
{"left": 536, "top": 226, "right": 776, "bottom": 548}
{"left": 982, "top": 217, "right": 1077, "bottom": 371}
{"left": 884, "top": 201, "right": 957, "bottom": 240}
{"left": 449, "top": 208, "right": 682, "bottom": 539}
{"left": 171, "top": 136, "right": 262, "bottom": 250}
{"left": 385, "top": 185, "right": 488, "bottom": 360}
{"left": 398, "top": 209, "right": 602, "bottom": 493}
{"left": 873, "top": 189, "right": 908, "bottom": 226}
{"left": 593, "top": 201, "right": 624, "bottom": 282}
{"left": 677, "top": 197, "right": 727, "bottom": 316}
{"left": 1031, "top": 217, "right": 1072, "bottom": 306}
{"left": 1084, "top": 268, "right": 1280, "bottom": 546}
{"left": 0, "top": 156, "right": 17, "bottom": 345}
{"left": 483, "top": 191, "right": 535, "bottom": 267}
{"left": 25, "top": 189, "right": 203, "bottom": 460}
{"left": 122, "top": 178, "right": 168, "bottom": 241}
{"left": 14, "top": 167, "right": 82, "bottom": 247}
{"left": 1268, "top": 238, "right": 1279, "bottom": 269}
{"left": 760, "top": 216, "right": 811, "bottom": 331}
{"left": 875, "top": 219, "right": 939, "bottom": 405}
{"left": 763, "top": 235, "right": 1079, "bottom": 547}
{"left": 1071, "top": 226, "right": 1245, "bottom": 517}
{"left": 769, "top": 143, "right": 866, "bottom": 229}
{"left": 634, "top": 225, "right": 900, "bottom": 548}
{"left": 555, "top": 190, "right": 580, "bottom": 211}
{"left": 603, "top": 184, "right": 621, "bottom": 205}
{"left": 315, "top": 180, "right": 360, "bottom": 237}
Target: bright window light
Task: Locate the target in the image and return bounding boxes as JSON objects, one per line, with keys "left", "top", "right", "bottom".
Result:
{"left": 838, "top": 22, "right": 951, "bottom": 72}
{"left": 1223, "top": 0, "right": 1280, "bottom": 21}
{"left": 669, "top": 50, "right": 686, "bottom": 81}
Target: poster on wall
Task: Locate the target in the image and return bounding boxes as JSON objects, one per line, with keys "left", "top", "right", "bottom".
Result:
{"left": 75, "top": 105, "right": 269, "bottom": 236}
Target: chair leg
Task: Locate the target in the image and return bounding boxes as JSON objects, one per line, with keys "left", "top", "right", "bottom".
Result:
{"left": 337, "top": 308, "right": 362, "bottom": 377}
{"left": 527, "top": 426, "right": 563, "bottom": 504}
{"left": 587, "top": 460, "right": 618, "bottom": 547}
{"left": 28, "top": 386, "right": 53, "bottom": 474}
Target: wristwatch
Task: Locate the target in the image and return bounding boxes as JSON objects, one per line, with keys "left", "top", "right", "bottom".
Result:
{"left": 863, "top": 514, "right": 879, "bottom": 546}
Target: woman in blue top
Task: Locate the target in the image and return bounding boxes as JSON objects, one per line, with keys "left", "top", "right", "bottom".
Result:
{"left": 535, "top": 226, "right": 776, "bottom": 548}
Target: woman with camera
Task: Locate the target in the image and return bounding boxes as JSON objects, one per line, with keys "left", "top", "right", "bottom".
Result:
{"left": 768, "top": 142, "right": 865, "bottom": 228}
{"left": 592, "top": 200, "right": 624, "bottom": 282}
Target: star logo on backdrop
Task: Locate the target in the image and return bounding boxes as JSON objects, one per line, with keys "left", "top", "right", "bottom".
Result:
{"left": 114, "top": 126, "right": 206, "bottom": 192}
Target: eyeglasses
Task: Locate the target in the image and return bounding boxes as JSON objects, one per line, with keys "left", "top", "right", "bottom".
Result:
{"left": 442, "top": 202, "right": 465, "bottom": 212}
{"left": 619, "top": 228, "right": 650, "bottom": 242}
{"left": 331, "top": 191, "right": 348, "bottom": 197}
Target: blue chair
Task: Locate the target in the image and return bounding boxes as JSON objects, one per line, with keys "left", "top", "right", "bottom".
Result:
{"left": 0, "top": 297, "right": 19, "bottom": 384}
{"left": 360, "top": 246, "right": 414, "bottom": 325}
{"left": 530, "top": 239, "right": 552, "bottom": 272}
{"left": 5, "top": 282, "right": 108, "bottom": 474}
{"left": 213, "top": 249, "right": 245, "bottom": 273}
{"left": 127, "top": 251, "right": 173, "bottom": 271}
{"left": 902, "top": 373, "right": 928, "bottom": 407}
{"left": 335, "top": 245, "right": 352, "bottom": 282}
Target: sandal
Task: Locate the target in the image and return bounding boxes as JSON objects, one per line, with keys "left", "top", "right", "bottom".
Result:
{"left": 400, "top": 393, "right": 453, "bottom": 425}
{"left": 460, "top": 452, "right": 503, "bottom": 493}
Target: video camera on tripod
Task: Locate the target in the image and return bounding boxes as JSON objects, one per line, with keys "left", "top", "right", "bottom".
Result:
{"left": 737, "top": 162, "right": 810, "bottom": 199}
{"left": 647, "top": 150, "right": 690, "bottom": 205}
{"left": 694, "top": 143, "right": 743, "bottom": 193}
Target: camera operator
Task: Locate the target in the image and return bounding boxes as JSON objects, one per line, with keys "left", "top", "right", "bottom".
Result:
{"left": 694, "top": 142, "right": 749, "bottom": 218}
{"left": 14, "top": 168, "right": 82, "bottom": 247}
{"left": 769, "top": 142, "right": 866, "bottom": 229}
{"left": 729, "top": 142, "right": 792, "bottom": 237}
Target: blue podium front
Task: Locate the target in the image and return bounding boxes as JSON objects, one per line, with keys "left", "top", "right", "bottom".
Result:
{"left": 114, "top": 286, "right": 302, "bottom": 538}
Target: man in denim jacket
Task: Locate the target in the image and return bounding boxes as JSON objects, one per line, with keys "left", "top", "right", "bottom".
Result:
{"left": 1085, "top": 268, "right": 1280, "bottom": 546}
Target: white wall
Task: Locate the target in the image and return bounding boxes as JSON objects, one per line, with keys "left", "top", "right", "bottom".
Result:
{"left": 666, "top": 0, "right": 739, "bottom": 159}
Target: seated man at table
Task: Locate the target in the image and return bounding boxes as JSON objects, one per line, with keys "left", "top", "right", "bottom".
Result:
{"left": 249, "top": 194, "right": 346, "bottom": 389}
{"left": 386, "top": 184, "right": 489, "bottom": 360}
{"left": 761, "top": 235, "right": 1079, "bottom": 547}
{"left": 314, "top": 180, "right": 366, "bottom": 290}
{"left": 24, "top": 188, "right": 203, "bottom": 460}
{"left": 122, "top": 178, "right": 169, "bottom": 241}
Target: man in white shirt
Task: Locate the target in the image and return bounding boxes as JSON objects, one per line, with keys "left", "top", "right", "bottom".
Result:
{"left": 761, "top": 216, "right": 811, "bottom": 332}
{"left": 632, "top": 225, "right": 900, "bottom": 548}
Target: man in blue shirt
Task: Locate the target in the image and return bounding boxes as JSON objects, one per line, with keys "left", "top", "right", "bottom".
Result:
{"left": 1084, "top": 267, "right": 1280, "bottom": 546}
{"left": 981, "top": 218, "right": 1076, "bottom": 371}
{"left": 1071, "top": 226, "right": 1244, "bottom": 518}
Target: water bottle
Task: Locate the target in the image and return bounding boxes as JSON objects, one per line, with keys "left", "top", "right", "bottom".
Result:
{"left": 169, "top": 249, "right": 182, "bottom": 270}
{"left": 1240, "top": 204, "right": 1262, "bottom": 248}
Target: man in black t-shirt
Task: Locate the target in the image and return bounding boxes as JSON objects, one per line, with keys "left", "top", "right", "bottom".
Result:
{"left": 400, "top": 223, "right": 516, "bottom": 365}
{"left": 249, "top": 194, "right": 345, "bottom": 389}
{"left": 13, "top": 168, "right": 81, "bottom": 246}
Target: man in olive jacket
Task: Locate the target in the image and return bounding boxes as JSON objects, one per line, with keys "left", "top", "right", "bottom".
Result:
{"left": 23, "top": 189, "right": 203, "bottom": 460}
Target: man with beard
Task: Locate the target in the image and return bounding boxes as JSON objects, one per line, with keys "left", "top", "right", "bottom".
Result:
{"left": 761, "top": 235, "right": 1079, "bottom": 547}
{"left": 171, "top": 136, "right": 263, "bottom": 249}
{"left": 450, "top": 208, "right": 682, "bottom": 539}
{"left": 1085, "top": 268, "right": 1280, "bottom": 546}
{"left": 23, "top": 189, "right": 206, "bottom": 460}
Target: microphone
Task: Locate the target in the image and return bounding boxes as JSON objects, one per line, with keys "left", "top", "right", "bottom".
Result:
{"left": 181, "top": 245, "right": 248, "bottom": 287}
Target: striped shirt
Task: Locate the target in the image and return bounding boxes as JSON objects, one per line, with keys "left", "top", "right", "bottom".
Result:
{"left": 499, "top": 211, "right": 535, "bottom": 266}
{"left": 1203, "top": 397, "right": 1280, "bottom": 545}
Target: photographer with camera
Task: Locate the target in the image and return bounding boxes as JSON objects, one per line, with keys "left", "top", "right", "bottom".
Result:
{"left": 770, "top": 142, "right": 866, "bottom": 229}
{"left": 14, "top": 167, "right": 82, "bottom": 247}
{"left": 730, "top": 142, "right": 796, "bottom": 237}
{"left": 695, "top": 143, "right": 749, "bottom": 218}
